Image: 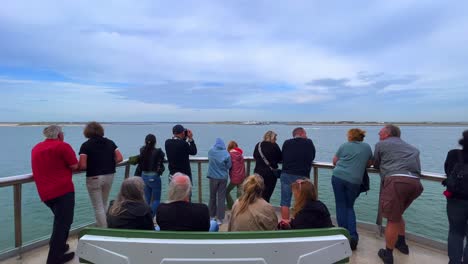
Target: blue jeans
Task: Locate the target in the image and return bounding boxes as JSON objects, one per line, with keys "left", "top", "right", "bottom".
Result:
{"left": 142, "top": 172, "right": 162, "bottom": 217}
{"left": 447, "top": 199, "right": 468, "bottom": 264}
{"left": 332, "top": 176, "right": 361, "bottom": 241}
{"left": 280, "top": 172, "right": 305, "bottom": 207}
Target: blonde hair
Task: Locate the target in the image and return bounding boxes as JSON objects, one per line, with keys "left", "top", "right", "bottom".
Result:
{"left": 263, "top": 131, "right": 277, "bottom": 143}
{"left": 347, "top": 128, "right": 366, "bottom": 142}
{"left": 235, "top": 174, "right": 264, "bottom": 216}
{"left": 227, "top": 141, "right": 238, "bottom": 152}
{"left": 291, "top": 179, "right": 317, "bottom": 218}
{"left": 109, "top": 177, "right": 145, "bottom": 216}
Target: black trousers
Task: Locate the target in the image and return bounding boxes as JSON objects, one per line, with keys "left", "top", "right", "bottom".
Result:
{"left": 44, "top": 192, "right": 75, "bottom": 264}
{"left": 262, "top": 174, "right": 278, "bottom": 203}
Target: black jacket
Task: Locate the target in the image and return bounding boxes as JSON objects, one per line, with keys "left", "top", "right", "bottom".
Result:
{"left": 253, "top": 141, "right": 282, "bottom": 179}
{"left": 107, "top": 201, "right": 154, "bottom": 230}
{"left": 156, "top": 201, "right": 210, "bottom": 231}
{"left": 282, "top": 138, "right": 316, "bottom": 177}
{"left": 139, "top": 147, "right": 165, "bottom": 174}
{"left": 165, "top": 138, "right": 197, "bottom": 177}
{"left": 290, "top": 200, "right": 333, "bottom": 229}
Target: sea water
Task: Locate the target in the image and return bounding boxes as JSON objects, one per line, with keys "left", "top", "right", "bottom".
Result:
{"left": 0, "top": 124, "right": 466, "bottom": 252}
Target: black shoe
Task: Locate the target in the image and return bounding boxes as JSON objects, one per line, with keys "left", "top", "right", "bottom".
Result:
{"left": 395, "top": 240, "right": 409, "bottom": 254}
{"left": 59, "top": 252, "right": 75, "bottom": 263}
{"left": 350, "top": 239, "right": 358, "bottom": 250}
{"left": 378, "top": 248, "right": 394, "bottom": 264}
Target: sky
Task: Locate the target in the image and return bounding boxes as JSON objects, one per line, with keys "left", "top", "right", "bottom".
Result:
{"left": 1, "top": 1, "right": 467, "bottom": 122}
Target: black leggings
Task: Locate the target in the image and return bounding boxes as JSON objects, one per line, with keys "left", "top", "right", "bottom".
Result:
{"left": 262, "top": 174, "right": 278, "bottom": 203}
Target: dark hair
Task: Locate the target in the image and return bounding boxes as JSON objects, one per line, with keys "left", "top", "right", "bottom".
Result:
{"left": 292, "top": 127, "right": 304, "bottom": 137}
{"left": 141, "top": 134, "right": 156, "bottom": 171}
{"left": 83, "top": 121, "right": 104, "bottom": 138}
{"left": 459, "top": 130, "right": 468, "bottom": 149}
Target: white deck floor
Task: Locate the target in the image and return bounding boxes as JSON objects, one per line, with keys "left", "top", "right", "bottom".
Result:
{"left": 0, "top": 225, "right": 448, "bottom": 264}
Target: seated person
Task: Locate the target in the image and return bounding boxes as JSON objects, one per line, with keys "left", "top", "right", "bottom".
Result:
{"left": 228, "top": 174, "right": 278, "bottom": 231}
{"left": 279, "top": 179, "right": 333, "bottom": 229}
{"left": 107, "top": 177, "right": 154, "bottom": 230}
{"left": 157, "top": 173, "right": 217, "bottom": 231}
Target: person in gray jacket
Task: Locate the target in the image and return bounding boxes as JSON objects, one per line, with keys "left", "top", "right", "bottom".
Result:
{"left": 374, "top": 125, "right": 424, "bottom": 264}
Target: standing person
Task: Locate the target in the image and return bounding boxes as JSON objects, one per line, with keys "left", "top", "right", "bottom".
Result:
{"left": 278, "top": 179, "right": 333, "bottom": 230}
{"left": 332, "top": 128, "right": 373, "bottom": 250}
{"left": 228, "top": 174, "right": 278, "bottom": 231}
{"left": 207, "top": 138, "right": 232, "bottom": 224}
{"left": 280, "top": 127, "right": 316, "bottom": 220}
{"left": 138, "top": 134, "right": 165, "bottom": 218}
{"left": 107, "top": 177, "right": 154, "bottom": 230}
{"left": 444, "top": 130, "right": 468, "bottom": 264}
{"left": 31, "top": 125, "right": 78, "bottom": 264}
{"left": 253, "top": 131, "right": 282, "bottom": 202}
{"left": 78, "top": 121, "right": 123, "bottom": 228}
{"left": 374, "top": 124, "right": 424, "bottom": 264}
{"left": 226, "top": 141, "right": 246, "bottom": 210}
{"left": 165, "top": 124, "right": 197, "bottom": 182}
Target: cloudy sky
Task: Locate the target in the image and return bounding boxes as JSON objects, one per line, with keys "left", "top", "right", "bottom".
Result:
{"left": 1, "top": 1, "right": 467, "bottom": 122}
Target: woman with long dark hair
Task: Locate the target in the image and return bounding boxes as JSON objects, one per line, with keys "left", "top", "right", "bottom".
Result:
{"left": 139, "top": 134, "right": 165, "bottom": 218}
{"left": 107, "top": 177, "right": 154, "bottom": 230}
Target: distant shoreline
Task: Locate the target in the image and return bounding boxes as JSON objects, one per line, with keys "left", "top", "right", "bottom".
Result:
{"left": 1, "top": 121, "right": 467, "bottom": 127}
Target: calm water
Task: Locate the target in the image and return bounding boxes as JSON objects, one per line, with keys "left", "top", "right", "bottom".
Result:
{"left": 0, "top": 124, "right": 466, "bottom": 252}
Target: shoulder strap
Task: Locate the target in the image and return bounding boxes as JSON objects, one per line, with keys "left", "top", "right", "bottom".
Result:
{"left": 258, "top": 142, "right": 274, "bottom": 171}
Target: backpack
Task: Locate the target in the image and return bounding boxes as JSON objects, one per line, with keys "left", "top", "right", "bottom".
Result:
{"left": 446, "top": 151, "right": 468, "bottom": 198}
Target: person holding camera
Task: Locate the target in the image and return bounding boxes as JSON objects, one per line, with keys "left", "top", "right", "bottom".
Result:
{"left": 165, "top": 124, "right": 197, "bottom": 183}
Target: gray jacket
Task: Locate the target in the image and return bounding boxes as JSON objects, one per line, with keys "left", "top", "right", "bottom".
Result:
{"left": 374, "top": 137, "right": 421, "bottom": 178}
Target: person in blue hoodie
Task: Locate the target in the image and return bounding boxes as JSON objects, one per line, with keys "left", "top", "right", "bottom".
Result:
{"left": 208, "top": 138, "right": 232, "bottom": 224}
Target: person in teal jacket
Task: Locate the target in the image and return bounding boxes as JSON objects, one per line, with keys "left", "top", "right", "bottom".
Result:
{"left": 208, "top": 138, "right": 232, "bottom": 224}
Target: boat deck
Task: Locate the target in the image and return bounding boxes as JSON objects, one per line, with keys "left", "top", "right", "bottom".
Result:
{"left": 0, "top": 225, "right": 448, "bottom": 264}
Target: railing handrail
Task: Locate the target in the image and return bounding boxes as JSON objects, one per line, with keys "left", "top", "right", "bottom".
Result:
{"left": 0, "top": 157, "right": 446, "bottom": 187}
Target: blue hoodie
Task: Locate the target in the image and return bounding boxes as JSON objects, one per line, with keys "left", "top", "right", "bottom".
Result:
{"left": 207, "top": 138, "right": 232, "bottom": 179}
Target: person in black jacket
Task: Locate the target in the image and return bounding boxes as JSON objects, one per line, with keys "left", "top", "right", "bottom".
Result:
{"left": 107, "top": 177, "right": 154, "bottom": 230}
{"left": 156, "top": 173, "right": 217, "bottom": 231}
{"left": 444, "top": 130, "right": 468, "bottom": 264}
{"left": 253, "top": 131, "right": 282, "bottom": 202}
{"left": 279, "top": 178, "right": 332, "bottom": 230}
{"left": 165, "top": 124, "right": 197, "bottom": 182}
{"left": 139, "top": 134, "right": 165, "bottom": 218}
{"left": 280, "top": 127, "right": 316, "bottom": 220}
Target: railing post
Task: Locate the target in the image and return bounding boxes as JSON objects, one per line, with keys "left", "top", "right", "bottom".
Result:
{"left": 198, "top": 161, "right": 202, "bottom": 203}
{"left": 13, "top": 184, "right": 22, "bottom": 249}
{"left": 246, "top": 160, "right": 251, "bottom": 176}
{"left": 124, "top": 164, "right": 130, "bottom": 179}
{"left": 313, "top": 166, "right": 319, "bottom": 198}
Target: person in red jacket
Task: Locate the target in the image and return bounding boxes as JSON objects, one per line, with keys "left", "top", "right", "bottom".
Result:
{"left": 226, "top": 141, "right": 246, "bottom": 210}
{"left": 31, "top": 125, "right": 78, "bottom": 264}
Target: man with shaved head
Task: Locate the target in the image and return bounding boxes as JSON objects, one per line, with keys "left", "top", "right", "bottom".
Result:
{"left": 156, "top": 173, "right": 217, "bottom": 231}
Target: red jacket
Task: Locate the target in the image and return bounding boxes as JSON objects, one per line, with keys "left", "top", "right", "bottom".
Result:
{"left": 229, "top": 148, "right": 246, "bottom": 184}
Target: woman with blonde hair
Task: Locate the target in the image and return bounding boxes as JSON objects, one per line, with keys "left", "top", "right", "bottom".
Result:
{"left": 79, "top": 121, "right": 123, "bottom": 227}
{"left": 253, "top": 131, "right": 282, "bottom": 202}
{"left": 228, "top": 174, "right": 278, "bottom": 231}
{"left": 279, "top": 179, "right": 332, "bottom": 229}
{"left": 107, "top": 177, "right": 154, "bottom": 230}
{"left": 332, "top": 128, "right": 373, "bottom": 250}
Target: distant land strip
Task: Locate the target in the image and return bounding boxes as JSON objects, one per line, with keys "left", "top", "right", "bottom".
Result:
{"left": 1, "top": 121, "right": 467, "bottom": 127}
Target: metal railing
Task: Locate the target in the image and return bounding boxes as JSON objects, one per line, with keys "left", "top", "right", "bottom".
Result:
{"left": 0, "top": 157, "right": 446, "bottom": 259}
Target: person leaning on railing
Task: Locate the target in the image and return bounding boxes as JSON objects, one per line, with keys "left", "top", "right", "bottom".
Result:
{"left": 31, "top": 125, "right": 78, "bottom": 264}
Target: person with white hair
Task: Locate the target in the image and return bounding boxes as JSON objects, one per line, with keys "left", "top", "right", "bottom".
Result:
{"left": 31, "top": 125, "right": 78, "bottom": 264}
{"left": 156, "top": 173, "right": 217, "bottom": 231}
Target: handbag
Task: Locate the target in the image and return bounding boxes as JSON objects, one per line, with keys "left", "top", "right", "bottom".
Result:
{"left": 258, "top": 142, "right": 282, "bottom": 178}
{"left": 359, "top": 170, "right": 370, "bottom": 194}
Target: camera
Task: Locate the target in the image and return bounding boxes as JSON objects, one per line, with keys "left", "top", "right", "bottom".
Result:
{"left": 184, "top": 129, "right": 188, "bottom": 139}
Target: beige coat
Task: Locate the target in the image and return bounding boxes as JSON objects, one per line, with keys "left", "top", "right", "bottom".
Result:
{"left": 228, "top": 198, "right": 278, "bottom": 231}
